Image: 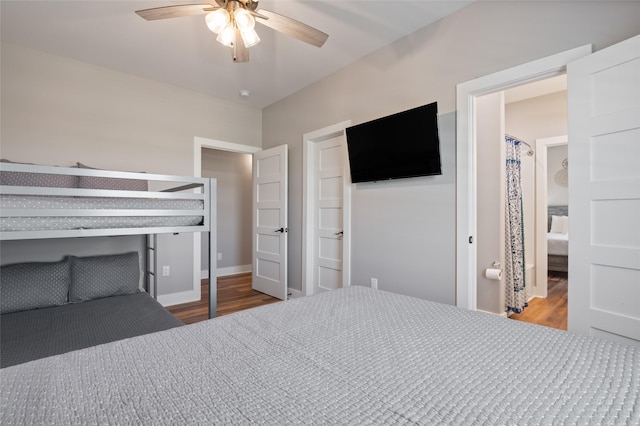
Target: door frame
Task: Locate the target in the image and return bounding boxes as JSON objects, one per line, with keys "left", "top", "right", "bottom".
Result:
{"left": 534, "top": 135, "right": 568, "bottom": 298}
{"left": 455, "top": 45, "right": 591, "bottom": 310}
{"left": 193, "top": 136, "right": 261, "bottom": 292}
{"left": 302, "top": 121, "right": 352, "bottom": 297}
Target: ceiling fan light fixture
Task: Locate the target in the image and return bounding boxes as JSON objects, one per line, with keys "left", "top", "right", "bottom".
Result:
{"left": 135, "top": 2, "right": 329, "bottom": 62}
{"left": 234, "top": 8, "right": 255, "bottom": 31}
{"left": 205, "top": 9, "right": 230, "bottom": 34}
{"left": 240, "top": 27, "right": 260, "bottom": 48}
{"left": 216, "top": 23, "right": 236, "bottom": 47}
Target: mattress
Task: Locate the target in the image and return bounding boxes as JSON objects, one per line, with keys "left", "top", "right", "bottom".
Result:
{"left": 0, "top": 292, "right": 183, "bottom": 368}
{"left": 547, "top": 231, "right": 568, "bottom": 256}
{"left": 1, "top": 286, "right": 638, "bottom": 425}
{"left": 0, "top": 195, "right": 203, "bottom": 231}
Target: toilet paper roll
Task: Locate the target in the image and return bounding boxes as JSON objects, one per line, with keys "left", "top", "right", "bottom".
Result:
{"left": 485, "top": 268, "right": 503, "bottom": 280}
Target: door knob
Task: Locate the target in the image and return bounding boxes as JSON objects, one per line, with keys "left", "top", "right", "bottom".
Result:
{"left": 275, "top": 227, "right": 287, "bottom": 233}
{"left": 335, "top": 231, "right": 344, "bottom": 235}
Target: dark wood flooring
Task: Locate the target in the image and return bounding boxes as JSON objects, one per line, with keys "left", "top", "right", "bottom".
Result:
{"left": 169, "top": 271, "right": 569, "bottom": 330}
{"left": 509, "top": 272, "right": 568, "bottom": 330}
{"left": 166, "top": 272, "right": 280, "bottom": 324}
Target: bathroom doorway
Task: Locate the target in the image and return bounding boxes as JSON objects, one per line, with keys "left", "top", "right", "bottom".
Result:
{"left": 474, "top": 75, "right": 569, "bottom": 329}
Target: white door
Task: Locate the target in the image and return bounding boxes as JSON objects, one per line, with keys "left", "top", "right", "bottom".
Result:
{"left": 568, "top": 35, "right": 640, "bottom": 346}
{"left": 252, "top": 145, "right": 288, "bottom": 300}
{"left": 302, "top": 121, "right": 352, "bottom": 297}
{"left": 313, "top": 136, "right": 347, "bottom": 294}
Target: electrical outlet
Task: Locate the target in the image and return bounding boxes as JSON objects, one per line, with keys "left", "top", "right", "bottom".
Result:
{"left": 162, "top": 266, "right": 170, "bottom": 277}
{"left": 217, "top": 253, "right": 222, "bottom": 261}
{"left": 370, "top": 278, "right": 378, "bottom": 289}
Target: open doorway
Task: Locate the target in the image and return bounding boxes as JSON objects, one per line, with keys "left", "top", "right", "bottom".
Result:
{"left": 503, "top": 80, "right": 568, "bottom": 330}
{"left": 470, "top": 72, "right": 570, "bottom": 330}
{"left": 200, "top": 148, "right": 253, "bottom": 278}
{"left": 455, "top": 44, "right": 590, "bottom": 318}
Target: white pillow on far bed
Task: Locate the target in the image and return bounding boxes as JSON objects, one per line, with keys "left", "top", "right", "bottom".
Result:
{"left": 550, "top": 215, "right": 568, "bottom": 234}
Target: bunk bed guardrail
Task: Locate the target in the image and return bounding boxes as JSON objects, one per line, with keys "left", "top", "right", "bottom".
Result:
{"left": 0, "top": 162, "right": 211, "bottom": 240}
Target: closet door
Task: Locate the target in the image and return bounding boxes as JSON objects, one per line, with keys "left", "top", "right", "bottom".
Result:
{"left": 568, "top": 35, "right": 640, "bottom": 346}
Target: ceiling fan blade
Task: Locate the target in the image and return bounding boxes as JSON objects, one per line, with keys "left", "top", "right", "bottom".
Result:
{"left": 135, "top": 4, "right": 217, "bottom": 21}
{"left": 233, "top": 28, "right": 250, "bottom": 62}
{"left": 255, "top": 9, "right": 328, "bottom": 48}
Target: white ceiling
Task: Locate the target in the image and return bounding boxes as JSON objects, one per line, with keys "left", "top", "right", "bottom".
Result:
{"left": 0, "top": 1, "right": 474, "bottom": 108}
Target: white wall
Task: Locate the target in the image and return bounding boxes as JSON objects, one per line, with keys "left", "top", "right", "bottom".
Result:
{"left": 0, "top": 42, "right": 262, "bottom": 300}
{"left": 547, "top": 145, "right": 569, "bottom": 206}
{"left": 262, "top": 1, "right": 640, "bottom": 304}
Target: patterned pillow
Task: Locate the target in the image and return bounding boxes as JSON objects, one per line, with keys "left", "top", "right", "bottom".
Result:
{"left": 69, "top": 252, "right": 141, "bottom": 302}
{"left": 76, "top": 162, "right": 148, "bottom": 191}
{"left": 0, "top": 159, "right": 78, "bottom": 188}
{"left": 0, "top": 259, "right": 71, "bottom": 314}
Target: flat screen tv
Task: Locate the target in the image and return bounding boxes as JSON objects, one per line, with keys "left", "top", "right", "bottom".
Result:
{"left": 345, "top": 102, "right": 442, "bottom": 183}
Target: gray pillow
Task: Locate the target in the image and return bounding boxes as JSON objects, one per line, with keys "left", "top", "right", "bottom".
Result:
{"left": 0, "top": 259, "right": 71, "bottom": 314}
{"left": 70, "top": 252, "right": 141, "bottom": 302}
{"left": 76, "top": 162, "right": 148, "bottom": 191}
{"left": 0, "top": 159, "right": 78, "bottom": 188}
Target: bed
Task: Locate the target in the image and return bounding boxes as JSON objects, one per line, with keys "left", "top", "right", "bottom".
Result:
{"left": 547, "top": 205, "right": 568, "bottom": 272}
{"left": 1, "top": 285, "right": 638, "bottom": 425}
{"left": 0, "top": 252, "right": 184, "bottom": 368}
{"left": 0, "top": 161, "right": 217, "bottom": 366}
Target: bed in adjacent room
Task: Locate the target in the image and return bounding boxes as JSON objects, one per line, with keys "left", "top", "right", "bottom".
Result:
{"left": 547, "top": 205, "right": 568, "bottom": 272}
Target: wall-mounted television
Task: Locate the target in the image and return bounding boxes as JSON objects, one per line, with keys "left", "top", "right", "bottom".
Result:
{"left": 345, "top": 102, "right": 442, "bottom": 183}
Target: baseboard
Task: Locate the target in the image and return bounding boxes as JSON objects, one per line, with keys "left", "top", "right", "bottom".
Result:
{"left": 201, "top": 264, "right": 252, "bottom": 279}
{"left": 478, "top": 308, "right": 509, "bottom": 318}
{"left": 158, "top": 288, "right": 200, "bottom": 307}
{"left": 288, "top": 288, "right": 303, "bottom": 299}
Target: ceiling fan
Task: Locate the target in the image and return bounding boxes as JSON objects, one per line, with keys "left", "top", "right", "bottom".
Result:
{"left": 135, "top": 1, "right": 329, "bottom": 63}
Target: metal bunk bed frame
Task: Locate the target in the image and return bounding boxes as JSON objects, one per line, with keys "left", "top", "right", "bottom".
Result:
{"left": 0, "top": 162, "right": 218, "bottom": 319}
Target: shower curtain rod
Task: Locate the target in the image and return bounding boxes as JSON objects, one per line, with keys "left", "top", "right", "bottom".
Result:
{"left": 506, "top": 134, "right": 535, "bottom": 156}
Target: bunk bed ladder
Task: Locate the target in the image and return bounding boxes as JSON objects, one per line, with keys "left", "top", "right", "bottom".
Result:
{"left": 146, "top": 234, "right": 158, "bottom": 299}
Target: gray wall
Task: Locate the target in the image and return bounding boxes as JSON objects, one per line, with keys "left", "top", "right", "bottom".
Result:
{"left": 200, "top": 149, "right": 252, "bottom": 273}
{"left": 1, "top": 2, "right": 638, "bottom": 305}
{"left": 476, "top": 92, "right": 504, "bottom": 313}
{"left": 262, "top": 1, "right": 640, "bottom": 304}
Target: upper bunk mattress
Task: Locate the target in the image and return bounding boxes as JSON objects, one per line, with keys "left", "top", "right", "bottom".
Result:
{"left": 0, "top": 195, "right": 203, "bottom": 231}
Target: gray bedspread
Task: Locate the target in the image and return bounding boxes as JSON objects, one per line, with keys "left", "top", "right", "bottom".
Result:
{"left": 1, "top": 286, "right": 638, "bottom": 425}
{"left": 1, "top": 292, "right": 183, "bottom": 368}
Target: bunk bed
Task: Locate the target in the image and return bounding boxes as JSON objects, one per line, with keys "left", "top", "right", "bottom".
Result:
{"left": 0, "top": 161, "right": 217, "bottom": 367}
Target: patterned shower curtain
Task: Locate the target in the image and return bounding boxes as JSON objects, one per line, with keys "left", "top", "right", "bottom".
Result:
{"left": 504, "top": 135, "right": 528, "bottom": 314}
